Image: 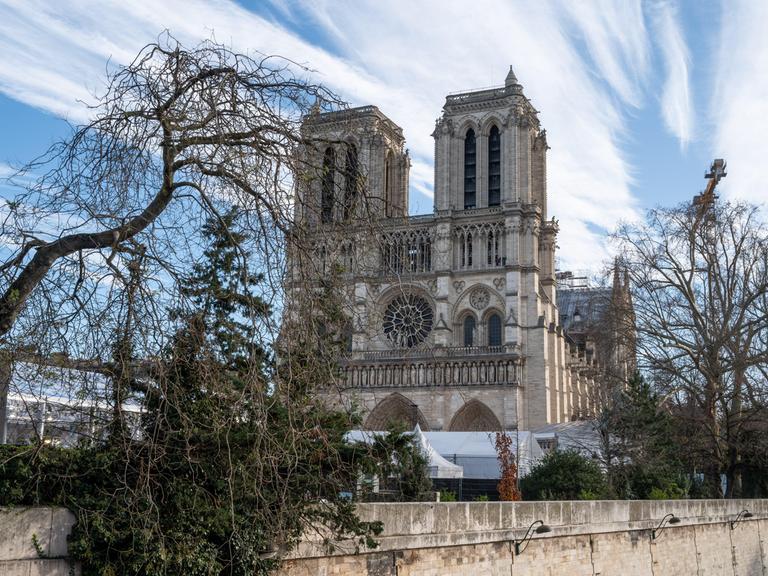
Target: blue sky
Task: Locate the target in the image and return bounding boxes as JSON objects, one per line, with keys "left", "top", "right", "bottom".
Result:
{"left": 0, "top": 0, "right": 765, "bottom": 271}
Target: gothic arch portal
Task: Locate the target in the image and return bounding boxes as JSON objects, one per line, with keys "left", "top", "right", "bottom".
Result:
{"left": 365, "top": 393, "right": 430, "bottom": 431}
{"left": 448, "top": 399, "right": 502, "bottom": 431}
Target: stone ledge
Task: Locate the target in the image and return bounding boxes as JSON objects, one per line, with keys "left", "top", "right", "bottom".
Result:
{"left": 289, "top": 499, "right": 768, "bottom": 559}
{"left": 0, "top": 559, "right": 81, "bottom": 576}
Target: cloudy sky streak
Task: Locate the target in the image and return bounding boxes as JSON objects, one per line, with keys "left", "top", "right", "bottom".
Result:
{"left": 0, "top": 0, "right": 762, "bottom": 271}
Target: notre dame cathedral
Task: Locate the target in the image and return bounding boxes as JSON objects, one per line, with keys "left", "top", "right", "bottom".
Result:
{"left": 291, "top": 67, "right": 633, "bottom": 432}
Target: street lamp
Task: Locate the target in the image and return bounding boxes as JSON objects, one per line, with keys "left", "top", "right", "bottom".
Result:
{"left": 652, "top": 513, "right": 681, "bottom": 540}
{"left": 730, "top": 510, "right": 754, "bottom": 530}
{"left": 514, "top": 520, "right": 551, "bottom": 555}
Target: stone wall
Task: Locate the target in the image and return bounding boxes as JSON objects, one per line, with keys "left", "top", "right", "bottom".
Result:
{"left": 0, "top": 507, "right": 80, "bottom": 575}
{"left": 7, "top": 501, "right": 768, "bottom": 575}
{"left": 280, "top": 500, "right": 768, "bottom": 576}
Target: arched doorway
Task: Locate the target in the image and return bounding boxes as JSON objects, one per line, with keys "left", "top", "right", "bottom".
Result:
{"left": 365, "top": 393, "right": 430, "bottom": 430}
{"left": 448, "top": 399, "right": 502, "bottom": 431}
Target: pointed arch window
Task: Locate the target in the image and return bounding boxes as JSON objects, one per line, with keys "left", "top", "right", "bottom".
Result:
{"left": 464, "top": 129, "right": 476, "bottom": 209}
{"left": 343, "top": 144, "right": 358, "bottom": 220}
{"left": 488, "top": 125, "right": 501, "bottom": 206}
{"left": 459, "top": 232, "right": 473, "bottom": 268}
{"left": 487, "top": 231, "right": 499, "bottom": 266}
{"left": 463, "top": 315, "right": 476, "bottom": 347}
{"left": 343, "top": 320, "right": 353, "bottom": 352}
{"left": 384, "top": 150, "right": 395, "bottom": 216}
{"left": 321, "top": 147, "right": 336, "bottom": 223}
{"left": 488, "top": 313, "right": 502, "bottom": 347}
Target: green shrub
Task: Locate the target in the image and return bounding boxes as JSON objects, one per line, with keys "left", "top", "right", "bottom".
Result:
{"left": 520, "top": 450, "right": 608, "bottom": 501}
{"left": 439, "top": 490, "right": 457, "bottom": 502}
{"left": 648, "top": 483, "right": 687, "bottom": 500}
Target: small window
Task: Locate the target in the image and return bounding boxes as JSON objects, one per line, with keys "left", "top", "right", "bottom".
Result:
{"left": 463, "top": 315, "right": 476, "bottom": 347}
{"left": 488, "top": 313, "right": 502, "bottom": 347}
{"left": 344, "top": 321, "right": 353, "bottom": 352}
{"left": 459, "top": 232, "right": 473, "bottom": 268}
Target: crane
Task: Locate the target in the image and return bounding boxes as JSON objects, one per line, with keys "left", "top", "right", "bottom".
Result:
{"left": 693, "top": 158, "right": 727, "bottom": 215}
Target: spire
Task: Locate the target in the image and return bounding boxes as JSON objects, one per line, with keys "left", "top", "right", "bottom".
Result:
{"left": 611, "top": 256, "right": 624, "bottom": 303}
{"left": 505, "top": 65, "right": 518, "bottom": 87}
{"left": 504, "top": 65, "right": 524, "bottom": 95}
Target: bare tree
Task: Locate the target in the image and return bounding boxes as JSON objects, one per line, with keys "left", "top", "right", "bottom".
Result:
{"left": 614, "top": 200, "right": 768, "bottom": 497}
{"left": 0, "top": 35, "right": 340, "bottom": 343}
{"left": 0, "top": 35, "right": 339, "bottom": 433}
{"left": 0, "top": 36, "right": 386, "bottom": 574}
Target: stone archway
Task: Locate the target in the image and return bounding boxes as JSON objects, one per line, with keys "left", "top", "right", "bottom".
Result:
{"left": 364, "top": 393, "right": 430, "bottom": 431}
{"left": 448, "top": 399, "right": 502, "bottom": 431}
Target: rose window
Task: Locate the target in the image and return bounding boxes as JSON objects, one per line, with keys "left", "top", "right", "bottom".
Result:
{"left": 469, "top": 287, "right": 490, "bottom": 310}
{"left": 383, "top": 294, "right": 433, "bottom": 348}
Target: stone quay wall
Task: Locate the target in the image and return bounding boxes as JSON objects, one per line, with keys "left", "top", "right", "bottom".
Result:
{"left": 0, "top": 507, "right": 80, "bottom": 575}
{"left": 280, "top": 499, "right": 768, "bottom": 576}
{"left": 4, "top": 501, "right": 768, "bottom": 575}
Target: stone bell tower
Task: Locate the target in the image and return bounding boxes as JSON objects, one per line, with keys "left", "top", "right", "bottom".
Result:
{"left": 296, "top": 106, "right": 410, "bottom": 227}
{"left": 295, "top": 67, "right": 606, "bottom": 433}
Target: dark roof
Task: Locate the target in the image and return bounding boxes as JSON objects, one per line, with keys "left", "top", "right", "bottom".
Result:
{"left": 558, "top": 288, "right": 611, "bottom": 332}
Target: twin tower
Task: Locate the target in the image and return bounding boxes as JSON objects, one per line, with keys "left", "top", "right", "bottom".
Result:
{"left": 293, "top": 67, "right": 603, "bottom": 432}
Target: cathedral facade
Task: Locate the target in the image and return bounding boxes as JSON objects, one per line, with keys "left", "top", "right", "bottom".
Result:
{"left": 293, "top": 67, "right": 623, "bottom": 432}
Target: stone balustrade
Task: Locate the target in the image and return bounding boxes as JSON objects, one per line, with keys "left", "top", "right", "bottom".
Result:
{"left": 341, "top": 355, "right": 520, "bottom": 389}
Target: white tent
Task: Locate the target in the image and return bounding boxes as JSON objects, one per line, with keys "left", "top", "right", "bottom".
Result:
{"left": 532, "top": 420, "right": 604, "bottom": 458}
{"left": 423, "top": 431, "right": 542, "bottom": 479}
{"left": 345, "top": 427, "right": 464, "bottom": 479}
{"left": 412, "top": 425, "right": 464, "bottom": 479}
{"left": 347, "top": 429, "right": 542, "bottom": 480}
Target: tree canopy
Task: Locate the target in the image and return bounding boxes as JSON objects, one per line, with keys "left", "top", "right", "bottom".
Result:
{"left": 0, "top": 36, "right": 386, "bottom": 575}
{"left": 614, "top": 199, "right": 768, "bottom": 497}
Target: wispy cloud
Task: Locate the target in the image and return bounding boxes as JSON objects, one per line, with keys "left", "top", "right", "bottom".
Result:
{"left": 651, "top": 1, "right": 693, "bottom": 149}
{"left": 256, "top": 0, "right": 647, "bottom": 269}
{"left": 710, "top": 0, "right": 768, "bottom": 206}
{"left": 558, "top": 0, "right": 650, "bottom": 108}
{"left": 0, "top": 163, "right": 14, "bottom": 179}
{"left": 0, "top": 0, "right": 653, "bottom": 270}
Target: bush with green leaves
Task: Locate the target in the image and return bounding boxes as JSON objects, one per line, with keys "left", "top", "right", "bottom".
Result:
{"left": 520, "top": 450, "right": 608, "bottom": 501}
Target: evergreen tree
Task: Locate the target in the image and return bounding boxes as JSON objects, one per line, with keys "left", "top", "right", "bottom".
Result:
{"left": 364, "top": 423, "right": 433, "bottom": 502}
{"left": 0, "top": 208, "right": 385, "bottom": 575}
{"left": 599, "top": 372, "right": 688, "bottom": 499}
{"left": 176, "top": 208, "right": 270, "bottom": 372}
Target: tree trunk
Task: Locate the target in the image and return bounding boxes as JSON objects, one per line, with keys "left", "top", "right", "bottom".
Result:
{"left": 704, "top": 375, "right": 724, "bottom": 498}
{"left": 0, "top": 352, "right": 11, "bottom": 444}
{"left": 727, "top": 366, "right": 745, "bottom": 498}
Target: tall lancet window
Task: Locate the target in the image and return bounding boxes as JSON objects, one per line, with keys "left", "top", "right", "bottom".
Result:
{"left": 464, "top": 129, "right": 476, "bottom": 209}
{"left": 463, "top": 315, "right": 476, "bottom": 347}
{"left": 488, "top": 126, "right": 501, "bottom": 206}
{"left": 343, "top": 144, "right": 358, "bottom": 220}
{"left": 488, "top": 313, "right": 502, "bottom": 347}
{"left": 384, "top": 150, "right": 394, "bottom": 216}
{"left": 321, "top": 147, "right": 336, "bottom": 223}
